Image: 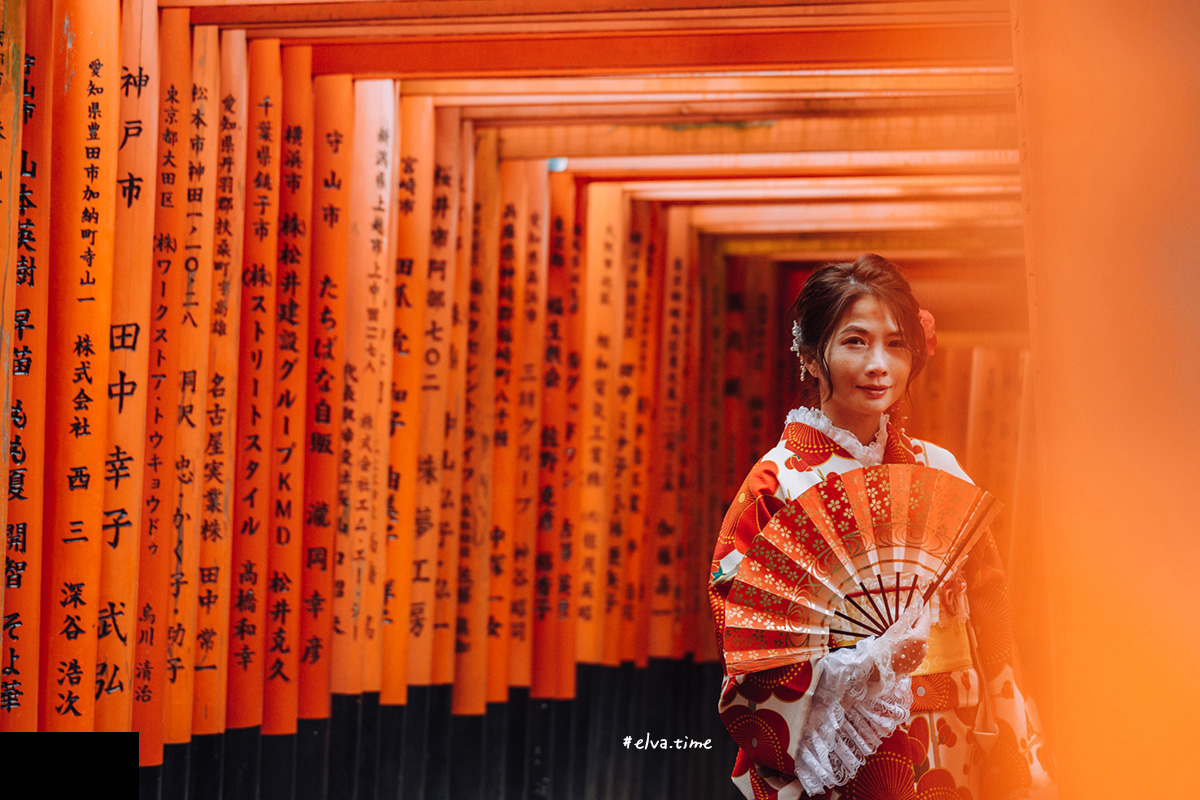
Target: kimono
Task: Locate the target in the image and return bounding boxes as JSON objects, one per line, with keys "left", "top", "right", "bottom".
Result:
{"left": 709, "top": 407, "right": 1054, "bottom": 800}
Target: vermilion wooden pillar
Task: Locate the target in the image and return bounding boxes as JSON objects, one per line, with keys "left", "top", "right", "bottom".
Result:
{"left": 576, "top": 181, "right": 626, "bottom": 667}
{"left": 695, "top": 234, "right": 724, "bottom": 666}
{"left": 646, "top": 205, "right": 690, "bottom": 660}
{"left": 424, "top": 105, "right": 464, "bottom": 800}
{"left": 134, "top": 7, "right": 190, "bottom": 768}
{"left": 742, "top": 261, "right": 775, "bottom": 472}
{"left": 328, "top": 77, "right": 394, "bottom": 800}
{"left": 162, "top": 28, "right": 219, "bottom": 786}
{"left": 259, "top": 43, "right": 313, "bottom": 795}
{"left": 389, "top": 94, "right": 433, "bottom": 716}
{"left": 449, "top": 123, "right": 498, "bottom": 800}
{"left": 511, "top": 160, "right": 548, "bottom": 690}
{"left": 40, "top": 0, "right": 120, "bottom": 732}
{"left": 438, "top": 117, "right": 474, "bottom": 694}
{"left": 425, "top": 107, "right": 463, "bottom": 686}
{"left": 487, "top": 159, "right": 528, "bottom": 711}
{"left": 1011, "top": 1, "right": 1200, "bottom": 796}
{"left": 190, "top": 27, "right": 247, "bottom": 800}
{"left": 607, "top": 200, "right": 639, "bottom": 666}
{"left": 616, "top": 200, "right": 654, "bottom": 666}
{"left": 94, "top": 0, "right": 156, "bottom": 737}
{"left": 226, "top": 37, "right": 281, "bottom": 799}
{"left": 680, "top": 223, "right": 704, "bottom": 660}
{"left": 557, "top": 176, "right": 584, "bottom": 702}
{"left": 297, "top": 71, "right": 353, "bottom": 800}
{"left": 451, "top": 127, "right": 498, "bottom": 723}
{"left": 0, "top": 0, "right": 20, "bottom": 654}
{"left": 532, "top": 172, "right": 572, "bottom": 703}
{"left": 363, "top": 81, "right": 399, "bottom": 797}
{"left": 721, "top": 260, "right": 749, "bottom": 502}
{"left": 632, "top": 201, "right": 666, "bottom": 669}
{"left": 1, "top": 0, "right": 47, "bottom": 733}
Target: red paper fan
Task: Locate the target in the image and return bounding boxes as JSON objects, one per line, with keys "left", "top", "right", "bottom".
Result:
{"left": 722, "top": 464, "right": 1000, "bottom": 676}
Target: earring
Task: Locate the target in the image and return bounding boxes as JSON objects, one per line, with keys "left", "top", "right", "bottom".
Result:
{"left": 800, "top": 362, "right": 806, "bottom": 382}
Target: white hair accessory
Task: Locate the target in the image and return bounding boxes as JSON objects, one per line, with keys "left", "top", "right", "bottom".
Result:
{"left": 790, "top": 321, "right": 803, "bottom": 356}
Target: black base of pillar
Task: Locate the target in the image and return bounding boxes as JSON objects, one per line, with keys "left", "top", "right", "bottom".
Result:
{"left": 223, "top": 726, "right": 263, "bottom": 800}
{"left": 189, "top": 732, "right": 225, "bottom": 800}
{"left": 296, "top": 717, "right": 331, "bottom": 800}
{"left": 261, "top": 732, "right": 297, "bottom": 800}
{"left": 449, "top": 712, "right": 485, "bottom": 800}
{"left": 139, "top": 764, "right": 162, "bottom": 800}
{"left": 329, "top": 694, "right": 362, "bottom": 800}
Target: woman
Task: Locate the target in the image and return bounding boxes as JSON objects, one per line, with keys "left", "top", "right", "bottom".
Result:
{"left": 709, "top": 254, "right": 1053, "bottom": 800}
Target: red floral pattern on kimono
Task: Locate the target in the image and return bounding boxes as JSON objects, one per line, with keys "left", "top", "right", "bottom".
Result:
{"left": 709, "top": 416, "right": 1054, "bottom": 800}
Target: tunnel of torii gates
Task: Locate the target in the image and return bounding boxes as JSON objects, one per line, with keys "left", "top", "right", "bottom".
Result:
{"left": 0, "top": 1, "right": 1197, "bottom": 800}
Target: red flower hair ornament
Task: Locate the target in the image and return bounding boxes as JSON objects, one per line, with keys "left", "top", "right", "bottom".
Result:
{"left": 918, "top": 308, "right": 937, "bottom": 358}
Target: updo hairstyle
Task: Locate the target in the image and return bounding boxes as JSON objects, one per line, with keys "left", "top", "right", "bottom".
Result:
{"left": 788, "top": 253, "right": 927, "bottom": 406}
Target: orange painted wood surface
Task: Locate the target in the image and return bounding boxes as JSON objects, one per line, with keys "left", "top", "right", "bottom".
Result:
{"left": 426, "top": 106, "right": 462, "bottom": 687}
{"left": 306, "top": 26, "right": 1014, "bottom": 78}
{"left": 531, "top": 170, "right": 570, "bottom": 699}
{"left": 509, "top": 159, "right": 547, "bottom": 688}
{"left": 193, "top": 27, "right": 248, "bottom": 738}
{"left": 94, "top": 0, "right": 156, "bottom": 735}
{"left": 721, "top": 261, "right": 749, "bottom": 504}
{"left": 262, "top": 44, "right": 313, "bottom": 736}
{"left": 133, "top": 6, "right": 190, "bottom": 759}
{"left": 331, "top": 77, "right": 394, "bottom": 698}
{"left": 451, "top": 126, "right": 498, "bottom": 716}
{"left": 487, "top": 158, "right": 529, "bottom": 700}
{"left": 0, "top": 1, "right": 19, "bottom": 654}
{"left": 695, "top": 234, "right": 724, "bottom": 664}
{"left": 646, "top": 205, "right": 689, "bottom": 659}
{"left": 363, "top": 83, "right": 398, "bottom": 697}
{"left": 574, "top": 181, "right": 625, "bottom": 666}
{"left": 603, "top": 196, "right": 635, "bottom": 667}
{"left": 163, "top": 22, "right": 219, "bottom": 748}
{"left": 742, "top": 260, "right": 775, "bottom": 471}
{"left": 615, "top": 199, "right": 652, "bottom": 666}
{"left": 554, "top": 173, "right": 584, "bottom": 698}
{"left": 228, "top": 37, "right": 281, "bottom": 731}
{"left": 680, "top": 228, "right": 704, "bottom": 659}
{"left": 387, "top": 93, "right": 434, "bottom": 698}
{"left": 632, "top": 202, "right": 666, "bottom": 668}
{"left": 299, "top": 72, "right": 352, "bottom": 720}
{"left": 1, "top": 0, "right": 47, "bottom": 732}
{"left": 40, "top": 0, "right": 120, "bottom": 732}
{"left": 433, "top": 116, "right": 475, "bottom": 689}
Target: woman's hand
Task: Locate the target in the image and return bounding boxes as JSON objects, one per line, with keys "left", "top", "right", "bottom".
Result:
{"left": 878, "top": 599, "right": 930, "bottom": 675}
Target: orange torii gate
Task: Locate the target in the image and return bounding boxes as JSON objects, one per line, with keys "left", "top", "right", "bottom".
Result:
{"left": 9, "top": 4, "right": 1192, "bottom": 800}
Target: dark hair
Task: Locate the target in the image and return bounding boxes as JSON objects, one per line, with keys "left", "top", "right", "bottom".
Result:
{"left": 788, "top": 253, "right": 927, "bottom": 406}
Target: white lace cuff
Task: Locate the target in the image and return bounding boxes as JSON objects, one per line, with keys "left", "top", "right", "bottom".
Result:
{"left": 793, "top": 636, "right": 913, "bottom": 795}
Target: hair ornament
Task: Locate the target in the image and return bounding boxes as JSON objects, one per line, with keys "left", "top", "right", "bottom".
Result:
{"left": 790, "top": 321, "right": 803, "bottom": 356}
{"left": 918, "top": 308, "right": 937, "bottom": 358}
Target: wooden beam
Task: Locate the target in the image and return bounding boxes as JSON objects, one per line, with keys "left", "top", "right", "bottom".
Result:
{"left": 563, "top": 149, "right": 1019, "bottom": 179}
{"left": 715, "top": 226, "right": 1024, "bottom": 258}
{"left": 496, "top": 111, "right": 1017, "bottom": 158}
{"left": 404, "top": 69, "right": 1015, "bottom": 98}
{"left": 615, "top": 174, "right": 1022, "bottom": 201}
{"left": 307, "top": 26, "right": 1013, "bottom": 78}
{"left": 686, "top": 198, "right": 1023, "bottom": 233}
{"left": 182, "top": 1, "right": 1010, "bottom": 30}
{"left": 461, "top": 95, "right": 1012, "bottom": 126}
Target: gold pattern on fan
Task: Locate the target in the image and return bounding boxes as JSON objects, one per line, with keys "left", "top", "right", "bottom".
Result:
{"left": 721, "top": 465, "right": 1001, "bottom": 676}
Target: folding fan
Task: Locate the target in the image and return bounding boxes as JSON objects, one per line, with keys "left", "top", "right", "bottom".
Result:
{"left": 722, "top": 464, "right": 1001, "bottom": 676}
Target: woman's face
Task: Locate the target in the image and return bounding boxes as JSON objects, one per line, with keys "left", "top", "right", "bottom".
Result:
{"left": 815, "top": 294, "right": 912, "bottom": 441}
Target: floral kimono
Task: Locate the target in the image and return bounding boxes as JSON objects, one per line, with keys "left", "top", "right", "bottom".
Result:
{"left": 709, "top": 407, "right": 1054, "bottom": 800}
